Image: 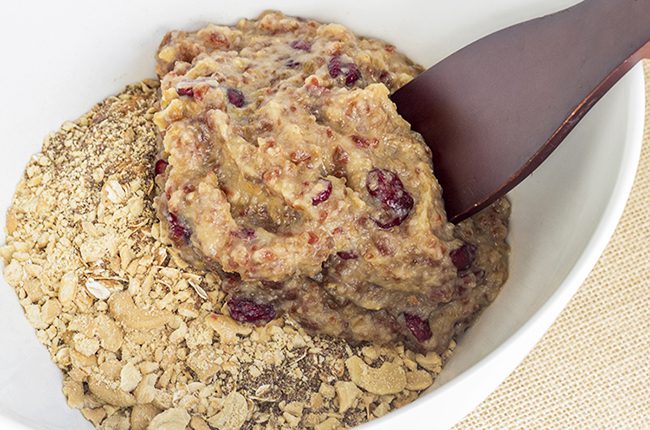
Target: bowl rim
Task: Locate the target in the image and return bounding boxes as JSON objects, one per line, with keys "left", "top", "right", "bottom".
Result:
{"left": 0, "top": 17, "right": 645, "bottom": 430}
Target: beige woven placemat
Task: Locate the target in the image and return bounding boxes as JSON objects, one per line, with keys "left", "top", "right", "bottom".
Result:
{"left": 454, "top": 62, "right": 650, "bottom": 429}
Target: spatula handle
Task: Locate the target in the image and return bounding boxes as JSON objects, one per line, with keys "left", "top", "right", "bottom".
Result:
{"left": 392, "top": 0, "right": 650, "bottom": 223}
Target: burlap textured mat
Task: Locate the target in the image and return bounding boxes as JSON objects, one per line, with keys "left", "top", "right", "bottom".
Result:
{"left": 454, "top": 62, "right": 650, "bottom": 429}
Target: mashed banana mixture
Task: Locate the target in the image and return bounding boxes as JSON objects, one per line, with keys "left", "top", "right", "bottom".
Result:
{"left": 154, "top": 11, "right": 509, "bottom": 354}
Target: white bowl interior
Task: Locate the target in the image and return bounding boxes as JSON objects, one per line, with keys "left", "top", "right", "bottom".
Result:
{"left": 0, "top": 1, "right": 643, "bottom": 429}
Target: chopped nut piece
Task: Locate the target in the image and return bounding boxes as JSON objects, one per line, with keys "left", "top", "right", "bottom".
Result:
{"left": 208, "top": 391, "right": 248, "bottom": 430}
{"left": 190, "top": 416, "right": 211, "bottom": 430}
{"left": 88, "top": 378, "right": 136, "bottom": 407}
{"left": 147, "top": 408, "right": 191, "bottom": 430}
{"left": 405, "top": 370, "right": 433, "bottom": 391}
{"left": 335, "top": 381, "right": 361, "bottom": 413}
{"left": 104, "top": 179, "right": 126, "bottom": 204}
{"left": 187, "top": 347, "right": 221, "bottom": 382}
{"left": 3, "top": 260, "right": 24, "bottom": 287}
{"left": 23, "top": 278, "right": 44, "bottom": 302}
{"left": 58, "top": 272, "right": 78, "bottom": 305}
{"left": 134, "top": 374, "right": 158, "bottom": 404}
{"left": 283, "top": 412, "right": 301, "bottom": 427}
{"left": 345, "top": 356, "right": 407, "bottom": 395}
{"left": 41, "top": 299, "right": 62, "bottom": 324}
{"left": 73, "top": 333, "right": 100, "bottom": 356}
{"left": 319, "top": 383, "right": 336, "bottom": 399}
{"left": 372, "top": 402, "right": 391, "bottom": 418}
{"left": 206, "top": 313, "right": 252, "bottom": 343}
{"left": 81, "top": 407, "right": 107, "bottom": 427}
{"left": 80, "top": 234, "right": 116, "bottom": 263}
{"left": 283, "top": 401, "right": 304, "bottom": 417}
{"left": 102, "top": 412, "right": 131, "bottom": 430}
{"left": 62, "top": 378, "right": 85, "bottom": 409}
{"left": 108, "top": 292, "right": 171, "bottom": 329}
{"left": 314, "top": 417, "right": 342, "bottom": 430}
{"left": 85, "top": 278, "right": 111, "bottom": 300}
{"left": 415, "top": 351, "right": 443, "bottom": 373}
{"left": 120, "top": 362, "right": 143, "bottom": 393}
{"left": 131, "top": 404, "right": 161, "bottom": 430}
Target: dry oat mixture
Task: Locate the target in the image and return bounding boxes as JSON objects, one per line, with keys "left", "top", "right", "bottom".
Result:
{"left": 2, "top": 82, "right": 455, "bottom": 430}
{"left": 2, "top": 11, "right": 509, "bottom": 430}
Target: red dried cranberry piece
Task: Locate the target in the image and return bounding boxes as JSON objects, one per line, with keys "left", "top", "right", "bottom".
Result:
{"left": 285, "top": 59, "right": 301, "bottom": 68}
{"left": 176, "top": 87, "right": 194, "bottom": 97}
{"left": 226, "top": 88, "right": 246, "bottom": 107}
{"left": 235, "top": 227, "right": 256, "bottom": 240}
{"left": 336, "top": 251, "right": 358, "bottom": 260}
{"left": 450, "top": 243, "right": 477, "bottom": 271}
{"left": 328, "top": 56, "right": 362, "bottom": 86}
{"left": 312, "top": 180, "right": 332, "bottom": 206}
{"left": 345, "top": 63, "right": 361, "bottom": 86}
{"left": 261, "top": 280, "right": 283, "bottom": 290}
{"left": 289, "top": 39, "right": 311, "bottom": 51}
{"left": 228, "top": 297, "right": 276, "bottom": 324}
{"left": 351, "top": 135, "right": 378, "bottom": 149}
{"left": 222, "top": 271, "right": 240, "bottom": 281}
{"left": 366, "top": 168, "right": 414, "bottom": 228}
{"left": 328, "top": 56, "right": 343, "bottom": 78}
{"left": 154, "top": 159, "right": 168, "bottom": 176}
{"left": 167, "top": 213, "right": 191, "bottom": 244}
{"left": 374, "top": 216, "right": 403, "bottom": 229}
{"left": 404, "top": 313, "right": 432, "bottom": 342}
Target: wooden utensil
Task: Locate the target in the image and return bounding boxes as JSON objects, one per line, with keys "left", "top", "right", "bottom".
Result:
{"left": 391, "top": 0, "right": 650, "bottom": 223}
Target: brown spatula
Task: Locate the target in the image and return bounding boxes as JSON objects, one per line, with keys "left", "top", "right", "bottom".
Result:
{"left": 391, "top": 0, "right": 650, "bottom": 223}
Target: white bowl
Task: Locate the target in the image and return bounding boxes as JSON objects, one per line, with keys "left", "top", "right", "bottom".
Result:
{"left": 0, "top": 1, "right": 645, "bottom": 429}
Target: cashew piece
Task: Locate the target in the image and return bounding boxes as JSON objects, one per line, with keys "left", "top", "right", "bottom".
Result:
{"left": 109, "top": 291, "right": 171, "bottom": 330}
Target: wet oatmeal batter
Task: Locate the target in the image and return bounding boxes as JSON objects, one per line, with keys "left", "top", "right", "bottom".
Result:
{"left": 155, "top": 11, "right": 509, "bottom": 354}
{"left": 3, "top": 11, "right": 510, "bottom": 430}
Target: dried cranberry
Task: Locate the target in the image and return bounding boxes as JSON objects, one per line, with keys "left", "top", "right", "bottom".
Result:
{"left": 154, "top": 159, "right": 168, "bottom": 176}
{"left": 307, "top": 231, "right": 319, "bottom": 244}
{"left": 312, "top": 180, "right": 332, "bottom": 206}
{"left": 285, "top": 59, "right": 301, "bottom": 68}
{"left": 192, "top": 85, "right": 209, "bottom": 101}
{"left": 351, "top": 135, "right": 378, "bottom": 149}
{"left": 328, "top": 56, "right": 362, "bottom": 86}
{"left": 176, "top": 87, "right": 194, "bottom": 97}
{"left": 290, "top": 150, "right": 311, "bottom": 164}
{"left": 328, "top": 56, "right": 343, "bottom": 78}
{"left": 345, "top": 63, "right": 361, "bottom": 86}
{"left": 222, "top": 271, "right": 240, "bottom": 281}
{"left": 336, "top": 251, "right": 358, "bottom": 260}
{"left": 167, "top": 213, "right": 191, "bottom": 244}
{"left": 235, "top": 227, "right": 256, "bottom": 240}
{"left": 366, "top": 168, "right": 414, "bottom": 228}
{"left": 228, "top": 297, "right": 276, "bottom": 324}
{"left": 261, "top": 280, "right": 283, "bottom": 290}
{"left": 226, "top": 88, "right": 246, "bottom": 107}
{"left": 289, "top": 39, "right": 311, "bottom": 51}
{"left": 404, "top": 313, "right": 432, "bottom": 342}
{"left": 450, "top": 243, "right": 477, "bottom": 271}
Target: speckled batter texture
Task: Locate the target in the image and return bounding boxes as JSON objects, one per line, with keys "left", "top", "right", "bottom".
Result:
{"left": 154, "top": 11, "right": 510, "bottom": 354}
